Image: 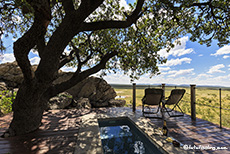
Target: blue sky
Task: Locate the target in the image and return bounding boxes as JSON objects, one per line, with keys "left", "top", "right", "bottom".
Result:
{"left": 1, "top": 0, "right": 230, "bottom": 87}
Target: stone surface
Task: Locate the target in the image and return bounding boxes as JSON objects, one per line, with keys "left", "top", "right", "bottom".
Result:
{"left": 0, "top": 61, "right": 37, "bottom": 87}
{"left": 73, "top": 97, "right": 91, "bottom": 109}
{"left": 47, "top": 92, "right": 73, "bottom": 110}
{"left": 54, "top": 74, "right": 117, "bottom": 107}
{"left": 0, "top": 62, "right": 123, "bottom": 108}
{"left": 0, "top": 82, "right": 7, "bottom": 91}
{"left": 108, "top": 99, "right": 126, "bottom": 107}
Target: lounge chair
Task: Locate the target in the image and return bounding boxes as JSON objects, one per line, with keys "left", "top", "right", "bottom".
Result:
{"left": 162, "top": 89, "right": 186, "bottom": 117}
{"left": 142, "top": 88, "right": 164, "bottom": 118}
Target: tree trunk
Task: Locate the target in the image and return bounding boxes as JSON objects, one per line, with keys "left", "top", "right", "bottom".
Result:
{"left": 7, "top": 81, "right": 49, "bottom": 136}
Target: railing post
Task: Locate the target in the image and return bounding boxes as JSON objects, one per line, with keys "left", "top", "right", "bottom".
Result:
{"left": 190, "top": 84, "right": 196, "bottom": 121}
{"left": 162, "top": 83, "right": 165, "bottom": 100}
{"left": 219, "top": 88, "right": 222, "bottom": 129}
{"left": 133, "top": 83, "right": 136, "bottom": 112}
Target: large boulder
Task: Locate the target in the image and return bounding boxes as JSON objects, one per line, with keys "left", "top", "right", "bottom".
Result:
{"left": 0, "top": 61, "right": 37, "bottom": 87}
{"left": 47, "top": 92, "right": 72, "bottom": 110}
{"left": 108, "top": 99, "right": 126, "bottom": 107}
{"left": 72, "top": 97, "right": 91, "bottom": 109}
{"left": 0, "top": 62, "right": 120, "bottom": 108}
{"left": 0, "top": 82, "right": 7, "bottom": 91}
{"left": 54, "top": 75, "right": 117, "bottom": 107}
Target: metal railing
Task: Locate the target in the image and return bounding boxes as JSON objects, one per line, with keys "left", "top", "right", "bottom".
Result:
{"left": 195, "top": 88, "right": 230, "bottom": 128}
{"left": 132, "top": 83, "right": 230, "bottom": 129}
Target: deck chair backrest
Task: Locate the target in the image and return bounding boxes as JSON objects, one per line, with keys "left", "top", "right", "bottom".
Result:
{"left": 166, "top": 89, "right": 186, "bottom": 105}
{"left": 144, "top": 88, "right": 163, "bottom": 105}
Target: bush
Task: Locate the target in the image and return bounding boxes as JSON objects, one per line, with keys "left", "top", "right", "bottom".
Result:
{"left": 0, "top": 90, "right": 16, "bottom": 114}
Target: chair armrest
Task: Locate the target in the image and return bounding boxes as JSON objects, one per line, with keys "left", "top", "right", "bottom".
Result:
{"left": 142, "top": 96, "right": 146, "bottom": 102}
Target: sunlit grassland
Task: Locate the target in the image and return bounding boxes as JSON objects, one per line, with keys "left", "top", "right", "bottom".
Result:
{"left": 114, "top": 85, "right": 230, "bottom": 128}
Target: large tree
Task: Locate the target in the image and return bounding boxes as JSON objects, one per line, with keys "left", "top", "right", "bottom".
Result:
{"left": 0, "top": 0, "right": 229, "bottom": 136}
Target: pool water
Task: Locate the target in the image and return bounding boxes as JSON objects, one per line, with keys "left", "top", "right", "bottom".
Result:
{"left": 98, "top": 118, "right": 163, "bottom": 154}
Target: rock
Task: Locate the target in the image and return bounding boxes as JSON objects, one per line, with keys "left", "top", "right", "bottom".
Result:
{"left": 0, "top": 82, "right": 7, "bottom": 91}
{"left": 71, "top": 77, "right": 116, "bottom": 104}
{"left": 0, "top": 61, "right": 37, "bottom": 87}
{"left": 73, "top": 97, "right": 91, "bottom": 109}
{"left": 47, "top": 92, "right": 73, "bottom": 110}
{"left": 108, "top": 99, "right": 126, "bottom": 107}
{"left": 91, "top": 100, "right": 109, "bottom": 108}
{"left": 54, "top": 75, "right": 117, "bottom": 107}
{"left": 0, "top": 62, "right": 120, "bottom": 108}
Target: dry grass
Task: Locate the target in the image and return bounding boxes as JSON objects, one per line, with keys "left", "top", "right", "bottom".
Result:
{"left": 114, "top": 86, "right": 230, "bottom": 128}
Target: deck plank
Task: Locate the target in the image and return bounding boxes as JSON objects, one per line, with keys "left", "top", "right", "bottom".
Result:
{"left": 0, "top": 109, "right": 90, "bottom": 154}
{"left": 0, "top": 107, "right": 229, "bottom": 154}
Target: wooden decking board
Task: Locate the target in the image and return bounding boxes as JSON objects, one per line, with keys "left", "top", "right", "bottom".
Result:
{"left": 0, "top": 109, "right": 89, "bottom": 154}
{"left": 0, "top": 107, "right": 229, "bottom": 154}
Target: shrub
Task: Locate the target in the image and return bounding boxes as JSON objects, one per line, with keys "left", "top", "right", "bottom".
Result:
{"left": 0, "top": 90, "right": 16, "bottom": 114}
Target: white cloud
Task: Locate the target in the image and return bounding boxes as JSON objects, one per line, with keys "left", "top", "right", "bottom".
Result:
{"left": 197, "top": 73, "right": 213, "bottom": 78}
{"left": 12, "top": 38, "right": 17, "bottom": 42}
{"left": 98, "top": 72, "right": 131, "bottom": 84}
{"left": 60, "top": 66, "right": 77, "bottom": 72}
{"left": 120, "top": 0, "right": 130, "bottom": 10}
{"left": 158, "top": 36, "right": 194, "bottom": 58}
{"left": 12, "top": 15, "right": 22, "bottom": 24}
{"left": 207, "top": 64, "right": 225, "bottom": 74}
{"left": 167, "top": 68, "right": 194, "bottom": 77}
{"left": 63, "top": 48, "right": 71, "bottom": 55}
{"left": 211, "top": 45, "right": 230, "bottom": 56}
{"left": 100, "top": 71, "right": 230, "bottom": 87}
{"left": 30, "top": 57, "right": 40, "bottom": 65}
{"left": 223, "top": 55, "right": 230, "bottom": 59}
{"left": 161, "top": 57, "right": 192, "bottom": 66}
{"left": 0, "top": 53, "right": 15, "bottom": 63}
{"left": 198, "top": 54, "right": 203, "bottom": 57}
{"left": 159, "top": 67, "right": 170, "bottom": 72}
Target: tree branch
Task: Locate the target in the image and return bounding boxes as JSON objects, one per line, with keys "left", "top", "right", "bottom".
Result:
{"left": 13, "top": 0, "right": 51, "bottom": 82}
{"left": 58, "top": 49, "right": 76, "bottom": 69}
{"left": 35, "top": 0, "right": 105, "bottom": 83}
{"left": 79, "top": 0, "right": 145, "bottom": 31}
{"left": 61, "top": 0, "right": 75, "bottom": 14}
{"left": 45, "top": 51, "right": 118, "bottom": 98}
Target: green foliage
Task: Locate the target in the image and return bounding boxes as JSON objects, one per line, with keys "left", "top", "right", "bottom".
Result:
{"left": 1, "top": 0, "right": 229, "bottom": 79}
{"left": 0, "top": 90, "right": 16, "bottom": 114}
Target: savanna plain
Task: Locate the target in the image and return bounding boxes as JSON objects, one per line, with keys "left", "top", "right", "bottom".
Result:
{"left": 113, "top": 85, "right": 230, "bottom": 128}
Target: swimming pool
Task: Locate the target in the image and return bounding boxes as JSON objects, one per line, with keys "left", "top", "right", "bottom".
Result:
{"left": 98, "top": 117, "right": 163, "bottom": 154}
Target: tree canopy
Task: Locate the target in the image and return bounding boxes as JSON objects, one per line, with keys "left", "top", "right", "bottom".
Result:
{"left": 0, "top": 0, "right": 230, "bottom": 81}
{"left": 1, "top": 0, "right": 230, "bottom": 136}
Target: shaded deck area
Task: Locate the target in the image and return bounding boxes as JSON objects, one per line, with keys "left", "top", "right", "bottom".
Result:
{"left": 0, "top": 109, "right": 90, "bottom": 154}
{"left": 0, "top": 107, "right": 230, "bottom": 154}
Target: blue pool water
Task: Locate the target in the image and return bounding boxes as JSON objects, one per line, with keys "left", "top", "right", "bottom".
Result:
{"left": 98, "top": 118, "right": 163, "bottom": 154}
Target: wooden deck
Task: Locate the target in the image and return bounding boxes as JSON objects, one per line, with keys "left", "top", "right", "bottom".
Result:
{"left": 147, "top": 112, "right": 230, "bottom": 154}
{"left": 0, "top": 109, "right": 90, "bottom": 154}
{"left": 0, "top": 107, "right": 230, "bottom": 154}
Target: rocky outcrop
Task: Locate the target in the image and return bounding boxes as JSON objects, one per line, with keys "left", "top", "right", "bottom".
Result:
{"left": 0, "top": 62, "right": 125, "bottom": 109}
{"left": 72, "top": 97, "right": 91, "bottom": 109}
{"left": 108, "top": 99, "right": 126, "bottom": 107}
{"left": 0, "top": 61, "right": 37, "bottom": 87}
{"left": 47, "top": 92, "right": 72, "bottom": 110}
{"left": 0, "top": 82, "right": 7, "bottom": 91}
{"left": 54, "top": 75, "right": 117, "bottom": 107}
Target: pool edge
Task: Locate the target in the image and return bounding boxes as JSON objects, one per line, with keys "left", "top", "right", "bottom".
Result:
{"left": 75, "top": 109, "right": 195, "bottom": 154}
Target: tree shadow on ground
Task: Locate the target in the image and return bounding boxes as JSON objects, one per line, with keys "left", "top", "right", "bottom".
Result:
{"left": 0, "top": 109, "right": 91, "bottom": 154}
